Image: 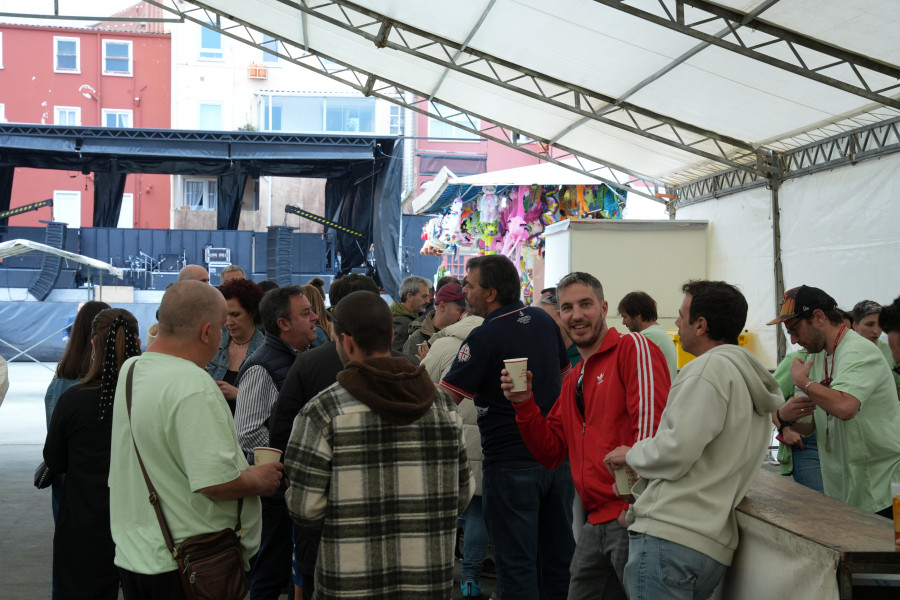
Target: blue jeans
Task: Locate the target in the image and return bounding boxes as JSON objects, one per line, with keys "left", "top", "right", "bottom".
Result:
{"left": 624, "top": 532, "right": 726, "bottom": 600}
{"left": 482, "top": 460, "right": 575, "bottom": 600}
{"left": 791, "top": 431, "right": 824, "bottom": 493}
{"left": 461, "top": 495, "right": 489, "bottom": 580}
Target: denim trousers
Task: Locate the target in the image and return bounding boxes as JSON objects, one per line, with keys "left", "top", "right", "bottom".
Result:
{"left": 624, "top": 532, "right": 726, "bottom": 600}
{"left": 567, "top": 519, "right": 629, "bottom": 600}
{"left": 482, "top": 459, "right": 575, "bottom": 600}
{"left": 791, "top": 431, "right": 824, "bottom": 493}
{"left": 249, "top": 491, "right": 293, "bottom": 600}
{"left": 461, "top": 495, "right": 490, "bottom": 581}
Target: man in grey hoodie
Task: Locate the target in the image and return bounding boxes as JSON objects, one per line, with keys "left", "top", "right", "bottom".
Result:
{"left": 605, "top": 280, "right": 782, "bottom": 600}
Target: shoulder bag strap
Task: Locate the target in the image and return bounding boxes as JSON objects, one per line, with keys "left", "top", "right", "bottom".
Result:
{"left": 125, "top": 361, "right": 244, "bottom": 555}
{"left": 125, "top": 361, "right": 180, "bottom": 559}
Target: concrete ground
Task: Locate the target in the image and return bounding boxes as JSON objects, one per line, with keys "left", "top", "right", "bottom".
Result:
{"left": 0, "top": 362, "right": 494, "bottom": 599}
{"left": 0, "top": 362, "right": 56, "bottom": 600}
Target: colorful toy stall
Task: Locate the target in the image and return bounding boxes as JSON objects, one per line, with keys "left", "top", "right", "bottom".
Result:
{"left": 411, "top": 163, "right": 628, "bottom": 299}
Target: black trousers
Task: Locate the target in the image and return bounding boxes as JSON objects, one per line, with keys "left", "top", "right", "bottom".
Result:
{"left": 119, "top": 568, "right": 185, "bottom": 600}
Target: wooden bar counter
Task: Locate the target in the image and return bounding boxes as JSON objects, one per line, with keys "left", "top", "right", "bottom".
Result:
{"left": 720, "top": 469, "right": 898, "bottom": 599}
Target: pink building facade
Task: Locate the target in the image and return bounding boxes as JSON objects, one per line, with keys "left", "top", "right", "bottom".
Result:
{"left": 0, "top": 21, "right": 171, "bottom": 229}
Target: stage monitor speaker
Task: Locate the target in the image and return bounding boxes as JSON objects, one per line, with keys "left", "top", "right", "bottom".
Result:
{"left": 28, "top": 222, "right": 67, "bottom": 301}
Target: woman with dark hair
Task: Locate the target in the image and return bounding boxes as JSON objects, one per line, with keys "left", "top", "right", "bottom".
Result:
{"left": 43, "top": 308, "right": 142, "bottom": 600}
{"left": 43, "top": 300, "right": 110, "bottom": 523}
{"left": 207, "top": 278, "right": 265, "bottom": 413}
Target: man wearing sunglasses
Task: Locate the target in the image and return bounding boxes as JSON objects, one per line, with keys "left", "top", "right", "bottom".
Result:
{"left": 770, "top": 285, "right": 900, "bottom": 517}
{"left": 502, "top": 271, "right": 671, "bottom": 599}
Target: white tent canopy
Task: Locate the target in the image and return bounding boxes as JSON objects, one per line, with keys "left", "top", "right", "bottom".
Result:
{"left": 0, "top": 239, "right": 124, "bottom": 279}
{"left": 8, "top": 1, "right": 898, "bottom": 195}
{"left": 140, "top": 0, "right": 900, "bottom": 197}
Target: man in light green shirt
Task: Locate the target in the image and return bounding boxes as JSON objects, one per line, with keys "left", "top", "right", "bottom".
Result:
{"left": 770, "top": 285, "right": 900, "bottom": 515}
{"left": 109, "top": 281, "right": 284, "bottom": 595}
{"left": 618, "top": 291, "right": 678, "bottom": 381}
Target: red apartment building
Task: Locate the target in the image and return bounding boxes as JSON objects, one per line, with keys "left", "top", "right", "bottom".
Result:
{"left": 0, "top": 8, "right": 171, "bottom": 229}
{"left": 413, "top": 109, "right": 544, "bottom": 191}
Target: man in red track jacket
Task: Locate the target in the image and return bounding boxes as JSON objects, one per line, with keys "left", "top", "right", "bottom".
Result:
{"left": 503, "top": 272, "right": 671, "bottom": 600}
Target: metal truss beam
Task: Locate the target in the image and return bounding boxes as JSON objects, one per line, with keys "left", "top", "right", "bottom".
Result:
{"left": 142, "top": 0, "right": 669, "bottom": 203}
{"left": 267, "top": 0, "right": 763, "bottom": 177}
{"left": 593, "top": 0, "right": 900, "bottom": 111}
{"left": 0, "top": 123, "right": 380, "bottom": 148}
{"left": 675, "top": 117, "right": 900, "bottom": 206}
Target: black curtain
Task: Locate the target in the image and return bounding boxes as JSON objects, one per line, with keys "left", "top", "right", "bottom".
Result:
{"left": 92, "top": 170, "right": 128, "bottom": 227}
{"left": 325, "top": 163, "right": 376, "bottom": 276}
{"left": 371, "top": 140, "right": 403, "bottom": 299}
{"left": 217, "top": 168, "right": 249, "bottom": 230}
{"left": 0, "top": 165, "right": 15, "bottom": 228}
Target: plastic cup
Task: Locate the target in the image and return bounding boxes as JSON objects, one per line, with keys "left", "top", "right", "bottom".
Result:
{"left": 504, "top": 358, "right": 528, "bottom": 392}
{"left": 253, "top": 447, "right": 283, "bottom": 466}
{"left": 614, "top": 466, "right": 639, "bottom": 496}
{"left": 892, "top": 482, "right": 900, "bottom": 550}
{"left": 794, "top": 386, "right": 813, "bottom": 424}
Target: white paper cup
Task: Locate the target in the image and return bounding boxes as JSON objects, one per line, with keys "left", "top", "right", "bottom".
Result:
{"left": 253, "top": 447, "right": 283, "bottom": 465}
{"left": 504, "top": 358, "right": 528, "bottom": 392}
{"left": 614, "top": 466, "right": 638, "bottom": 496}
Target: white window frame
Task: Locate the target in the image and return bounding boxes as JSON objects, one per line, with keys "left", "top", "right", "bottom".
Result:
{"left": 389, "top": 105, "right": 402, "bottom": 135}
{"left": 53, "top": 36, "right": 81, "bottom": 74}
{"left": 198, "top": 102, "right": 224, "bottom": 130}
{"left": 53, "top": 190, "right": 82, "bottom": 228}
{"left": 54, "top": 106, "right": 82, "bottom": 126}
{"left": 0, "top": 32, "right": 4, "bottom": 70}
{"left": 428, "top": 103, "right": 481, "bottom": 140}
{"left": 101, "top": 109, "right": 133, "bottom": 128}
{"left": 261, "top": 34, "right": 279, "bottom": 64}
{"left": 0, "top": 103, "right": 5, "bottom": 123}
{"left": 117, "top": 193, "right": 134, "bottom": 228}
{"left": 182, "top": 178, "right": 218, "bottom": 211}
{"left": 102, "top": 39, "right": 133, "bottom": 77}
{"left": 199, "top": 24, "right": 224, "bottom": 61}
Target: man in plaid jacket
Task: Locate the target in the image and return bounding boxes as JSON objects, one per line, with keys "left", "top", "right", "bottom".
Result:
{"left": 284, "top": 290, "right": 474, "bottom": 600}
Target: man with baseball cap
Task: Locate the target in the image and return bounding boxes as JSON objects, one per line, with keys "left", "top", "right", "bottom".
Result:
{"left": 403, "top": 283, "right": 467, "bottom": 364}
{"left": 769, "top": 285, "right": 900, "bottom": 516}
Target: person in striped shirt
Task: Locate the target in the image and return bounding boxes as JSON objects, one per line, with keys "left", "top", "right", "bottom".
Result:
{"left": 234, "top": 285, "right": 319, "bottom": 600}
{"left": 503, "top": 271, "right": 671, "bottom": 600}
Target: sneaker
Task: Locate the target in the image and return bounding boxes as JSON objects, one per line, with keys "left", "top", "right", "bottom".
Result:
{"left": 480, "top": 557, "right": 496, "bottom": 579}
{"left": 460, "top": 578, "right": 482, "bottom": 598}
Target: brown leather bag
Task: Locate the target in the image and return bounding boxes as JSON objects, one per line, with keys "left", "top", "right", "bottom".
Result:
{"left": 176, "top": 527, "right": 248, "bottom": 600}
{"left": 125, "top": 362, "right": 249, "bottom": 600}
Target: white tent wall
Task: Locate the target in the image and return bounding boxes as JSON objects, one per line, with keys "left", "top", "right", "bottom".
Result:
{"left": 675, "top": 187, "right": 778, "bottom": 368}
{"left": 778, "top": 152, "right": 900, "bottom": 315}
{"left": 675, "top": 151, "right": 900, "bottom": 370}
